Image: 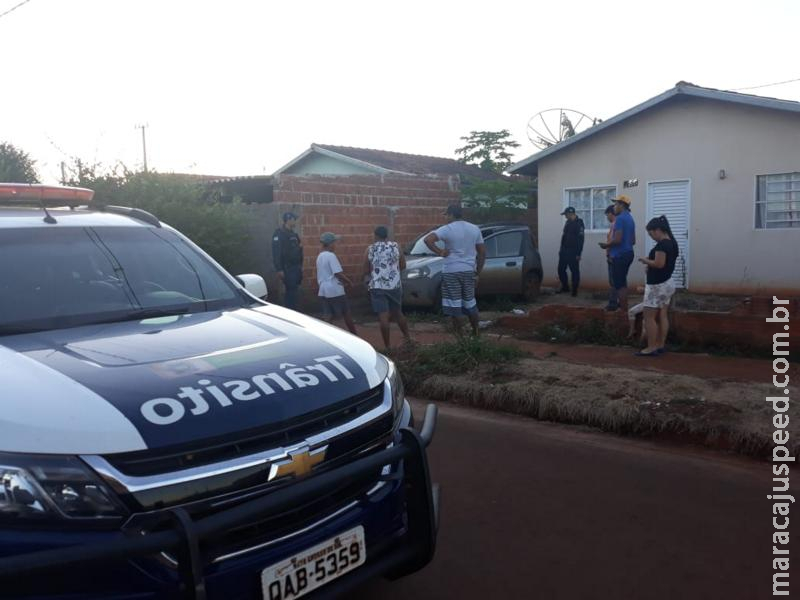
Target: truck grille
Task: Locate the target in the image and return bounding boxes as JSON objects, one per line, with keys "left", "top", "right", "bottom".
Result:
{"left": 106, "top": 385, "right": 384, "bottom": 477}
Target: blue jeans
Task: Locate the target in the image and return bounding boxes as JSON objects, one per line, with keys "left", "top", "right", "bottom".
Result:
{"left": 607, "top": 260, "right": 619, "bottom": 308}
{"left": 610, "top": 251, "right": 634, "bottom": 290}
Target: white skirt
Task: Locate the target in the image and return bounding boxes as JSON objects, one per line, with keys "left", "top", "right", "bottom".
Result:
{"left": 643, "top": 278, "right": 676, "bottom": 309}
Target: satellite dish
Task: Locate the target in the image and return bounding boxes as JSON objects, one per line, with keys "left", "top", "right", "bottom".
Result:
{"left": 527, "top": 108, "right": 601, "bottom": 150}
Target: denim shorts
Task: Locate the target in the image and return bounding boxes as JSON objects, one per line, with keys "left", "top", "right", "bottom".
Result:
{"left": 320, "top": 295, "right": 350, "bottom": 318}
{"left": 370, "top": 288, "right": 403, "bottom": 314}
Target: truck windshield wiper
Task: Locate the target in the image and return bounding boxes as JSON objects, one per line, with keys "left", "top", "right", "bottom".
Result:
{"left": 88, "top": 306, "right": 193, "bottom": 326}
{"left": 122, "top": 307, "right": 192, "bottom": 321}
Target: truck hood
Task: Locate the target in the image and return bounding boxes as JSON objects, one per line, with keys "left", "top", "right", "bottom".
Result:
{"left": 0, "top": 305, "right": 386, "bottom": 454}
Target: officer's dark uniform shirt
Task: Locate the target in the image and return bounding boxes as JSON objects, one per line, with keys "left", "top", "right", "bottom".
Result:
{"left": 272, "top": 228, "right": 303, "bottom": 272}
{"left": 560, "top": 218, "right": 585, "bottom": 255}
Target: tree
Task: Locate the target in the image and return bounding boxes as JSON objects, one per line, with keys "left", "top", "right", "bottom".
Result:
{"left": 455, "top": 130, "right": 520, "bottom": 174}
{"left": 0, "top": 142, "right": 39, "bottom": 183}
{"left": 65, "top": 160, "right": 252, "bottom": 273}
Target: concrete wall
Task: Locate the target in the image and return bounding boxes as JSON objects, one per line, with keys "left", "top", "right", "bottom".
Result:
{"left": 537, "top": 96, "right": 800, "bottom": 294}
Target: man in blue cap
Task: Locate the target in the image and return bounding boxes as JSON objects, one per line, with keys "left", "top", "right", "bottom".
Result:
{"left": 272, "top": 212, "right": 303, "bottom": 310}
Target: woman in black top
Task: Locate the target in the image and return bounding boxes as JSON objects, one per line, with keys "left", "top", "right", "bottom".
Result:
{"left": 635, "top": 215, "right": 680, "bottom": 356}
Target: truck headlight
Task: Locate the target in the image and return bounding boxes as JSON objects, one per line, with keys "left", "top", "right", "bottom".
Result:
{"left": 385, "top": 358, "right": 405, "bottom": 416}
{"left": 0, "top": 454, "right": 127, "bottom": 526}
{"left": 405, "top": 266, "right": 430, "bottom": 279}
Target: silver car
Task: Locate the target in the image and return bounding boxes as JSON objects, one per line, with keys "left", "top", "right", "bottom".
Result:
{"left": 401, "top": 223, "right": 543, "bottom": 308}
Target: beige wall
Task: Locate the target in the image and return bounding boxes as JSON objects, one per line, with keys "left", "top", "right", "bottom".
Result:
{"left": 537, "top": 97, "right": 800, "bottom": 294}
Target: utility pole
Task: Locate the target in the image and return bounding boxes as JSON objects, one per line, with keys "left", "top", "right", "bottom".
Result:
{"left": 135, "top": 124, "right": 149, "bottom": 173}
{"left": 60, "top": 161, "right": 67, "bottom": 185}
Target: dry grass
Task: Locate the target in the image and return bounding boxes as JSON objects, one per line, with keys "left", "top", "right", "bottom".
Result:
{"left": 404, "top": 357, "right": 793, "bottom": 458}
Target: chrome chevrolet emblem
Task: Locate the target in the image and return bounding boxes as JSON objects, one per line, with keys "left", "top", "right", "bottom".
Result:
{"left": 268, "top": 445, "right": 327, "bottom": 481}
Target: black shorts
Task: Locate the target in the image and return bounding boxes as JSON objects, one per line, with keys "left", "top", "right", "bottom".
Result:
{"left": 320, "top": 295, "right": 350, "bottom": 318}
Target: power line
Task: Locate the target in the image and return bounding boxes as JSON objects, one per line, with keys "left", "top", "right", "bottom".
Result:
{"left": 732, "top": 76, "right": 800, "bottom": 91}
{"left": 0, "top": 0, "right": 33, "bottom": 20}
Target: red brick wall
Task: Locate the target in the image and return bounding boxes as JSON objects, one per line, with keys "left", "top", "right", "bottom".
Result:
{"left": 496, "top": 297, "right": 800, "bottom": 354}
{"left": 272, "top": 174, "right": 459, "bottom": 306}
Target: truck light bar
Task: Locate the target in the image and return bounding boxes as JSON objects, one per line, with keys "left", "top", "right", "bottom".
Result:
{"left": 0, "top": 183, "right": 95, "bottom": 206}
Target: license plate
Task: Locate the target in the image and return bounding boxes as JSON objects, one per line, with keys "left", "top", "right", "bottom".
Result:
{"left": 261, "top": 526, "right": 366, "bottom": 600}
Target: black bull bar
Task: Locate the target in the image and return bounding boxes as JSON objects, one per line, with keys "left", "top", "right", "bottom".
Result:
{"left": 0, "top": 404, "right": 441, "bottom": 600}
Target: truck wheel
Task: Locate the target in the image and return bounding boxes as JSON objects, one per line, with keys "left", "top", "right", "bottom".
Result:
{"left": 523, "top": 271, "right": 541, "bottom": 302}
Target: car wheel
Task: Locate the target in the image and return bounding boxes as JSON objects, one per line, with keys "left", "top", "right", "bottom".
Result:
{"left": 522, "top": 271, "right": 541, "bottom": 302}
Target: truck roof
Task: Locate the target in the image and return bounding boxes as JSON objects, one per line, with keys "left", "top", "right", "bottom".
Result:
{"left": 0, "top": 206, "right": 157, "bottom": 228}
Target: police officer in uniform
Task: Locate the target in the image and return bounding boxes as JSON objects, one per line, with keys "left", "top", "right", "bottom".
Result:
{"left": 272, "top": 212, "right": 304, "bottom": 310}
{"left": 557, "top": 206, "right": 585, "bottom": 297}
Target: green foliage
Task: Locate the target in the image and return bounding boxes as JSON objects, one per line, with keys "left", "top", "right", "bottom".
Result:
{"left": 65, "top": 161, "right": 251, "bottom": 273}
{"left": 535, "top": 318, "right": 628, "bottom": 346}
{"left": 455, "top": 130, "right": 520, "bottom": 174}
{"left": 395, "top": 337, "right": 524, "bottom": 392}
{"left": 459, "top": 175, "right": 533, "bottom": 209}
{"left": 0, "top": 142, "right": 39, "bottom": 183}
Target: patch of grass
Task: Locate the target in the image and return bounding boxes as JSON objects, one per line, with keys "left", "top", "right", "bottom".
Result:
{"left": 404, "top": 309, "right": 442, "bottom": 324}
{"left": 394, "top": 336, "right": 524, "bottom": 393}
{"left": 534, "top": 318, "right": 629, "bottom": 347}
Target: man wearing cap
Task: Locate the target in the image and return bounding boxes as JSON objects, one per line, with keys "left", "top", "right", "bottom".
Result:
{"left": 272, "top": 212, "right": 303, "bottom": 310}
{"left": 423, "top": 204, "right": 486, "bottom": 336}
{"left": 557, "top": 206, "right": 585, "bottom": 297}
{"left": 600, "top": 195, "right": 636, "bottom": 312}
{"left": 316, "top": 232, "right": 357, "bottom": 335}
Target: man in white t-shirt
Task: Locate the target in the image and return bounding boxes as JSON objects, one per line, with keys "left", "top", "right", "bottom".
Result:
{"left": 316, "top": 232, "right": 357, "bottom": 335}
{"left": 423, "top": 204, "right": 486, "bottom": 336}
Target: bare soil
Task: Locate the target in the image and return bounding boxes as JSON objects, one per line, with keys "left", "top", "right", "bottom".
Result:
{"left": 405, "top": 355, "right": 793, "bottom": 458}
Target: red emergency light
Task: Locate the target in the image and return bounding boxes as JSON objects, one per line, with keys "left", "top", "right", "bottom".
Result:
{"left": 0, "top": 183, "right": 95, "bottom": 206}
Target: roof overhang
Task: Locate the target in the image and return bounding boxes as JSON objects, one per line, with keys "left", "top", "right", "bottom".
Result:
{"left": 273, "top": 144, "right": 416, "bottom": 177}
{"left": 509, "top": 83, "right": 800, "bottom": 176}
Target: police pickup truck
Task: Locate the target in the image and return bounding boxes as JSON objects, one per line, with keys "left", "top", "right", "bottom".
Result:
{"left": 0, "top": 184, "right": 439, "bottom": 600}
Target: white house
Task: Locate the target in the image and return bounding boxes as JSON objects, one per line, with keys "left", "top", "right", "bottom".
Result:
{"left": 509, "top": 82, "right": 800, "bottom": 295}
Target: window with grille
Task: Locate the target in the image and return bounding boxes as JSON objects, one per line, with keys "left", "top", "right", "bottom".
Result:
{"left": 756, "top": 173, "right": 800, "bottom": 229}
{"left": 564, "top": 186, "right": 616, "bottom": 231}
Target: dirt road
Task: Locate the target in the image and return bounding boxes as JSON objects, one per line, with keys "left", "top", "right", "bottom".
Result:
{"left": 356, "top": 401, "right": 784, "bottom": 600}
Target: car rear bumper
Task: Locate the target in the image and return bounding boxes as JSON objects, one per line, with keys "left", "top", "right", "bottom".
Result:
{"left": 0, "top": 406, "right": 440, "bottom": 600}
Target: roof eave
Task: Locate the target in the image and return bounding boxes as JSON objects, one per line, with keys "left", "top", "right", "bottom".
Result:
{"left": 312, "top": 145, "right": 418, "bottom": 176}
{"left": 508, "top": 87, "right": 680, "bottom": 175}
{"left": 509, "top": 83, "right": 800, "bottom": 175}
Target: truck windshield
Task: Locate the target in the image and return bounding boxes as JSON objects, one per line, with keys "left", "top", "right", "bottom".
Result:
{"left": 0, "top": 226, "right": 244, "bottom": 334}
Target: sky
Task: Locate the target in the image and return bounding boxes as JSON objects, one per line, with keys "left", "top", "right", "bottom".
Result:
{"left": 2, "top": 0, "right": 799, "bottom": 183}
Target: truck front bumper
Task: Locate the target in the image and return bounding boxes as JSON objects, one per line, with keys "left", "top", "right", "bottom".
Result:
{"left": 0, "top": 405, "right": 440, "bottom": 600}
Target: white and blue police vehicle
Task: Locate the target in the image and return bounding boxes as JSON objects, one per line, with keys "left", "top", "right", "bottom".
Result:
{"left": 0, "top": 184, "right": 439, "bottom": 600}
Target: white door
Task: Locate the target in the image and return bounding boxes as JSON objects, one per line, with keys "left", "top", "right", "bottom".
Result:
{"left": 647, "top": 180, "right": 690, "bottom": 288}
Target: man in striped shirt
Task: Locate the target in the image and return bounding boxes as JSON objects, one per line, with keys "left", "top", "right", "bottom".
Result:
{"left": 424, "top": 205, "right": 486, "bottom": 336}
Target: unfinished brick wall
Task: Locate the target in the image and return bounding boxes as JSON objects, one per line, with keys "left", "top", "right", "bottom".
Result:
{"left": 496, "top": 297, "right": 800, "bottom": 355}
{"left": 272, "top": 174, "right": 459, "bottom": 307}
